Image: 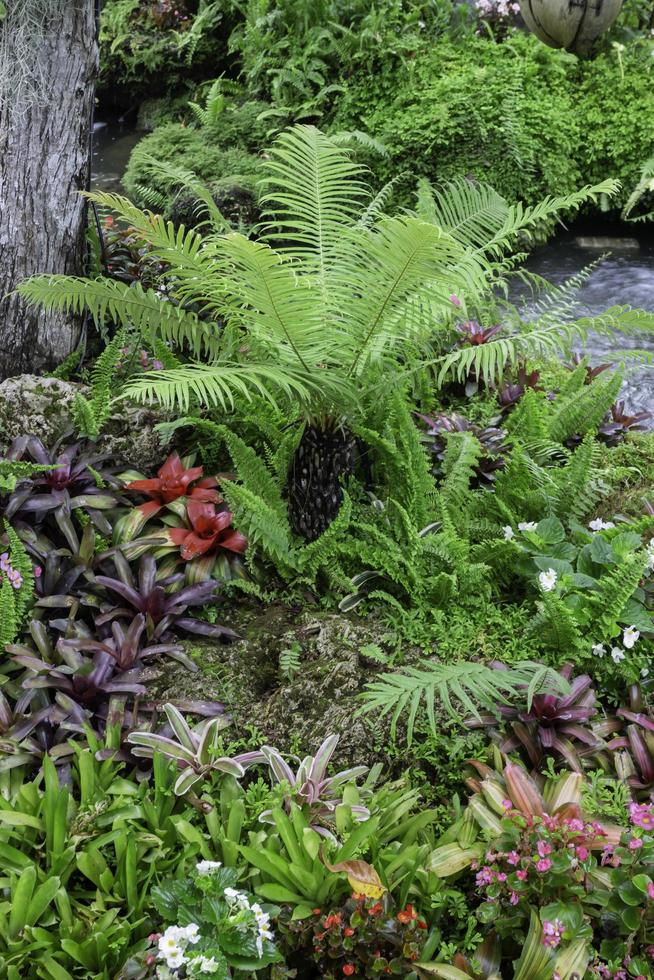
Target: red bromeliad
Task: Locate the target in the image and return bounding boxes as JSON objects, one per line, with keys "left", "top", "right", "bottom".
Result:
{"left": 168, "top": 499, "right": 247, "bottom": 561}
{"left": 125, "top": 452, "right": 220, "bottom": 510}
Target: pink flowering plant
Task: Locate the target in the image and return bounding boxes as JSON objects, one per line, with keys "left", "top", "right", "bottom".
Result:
{"left": 469, "top": 799, "right": 654, "bottom": 976}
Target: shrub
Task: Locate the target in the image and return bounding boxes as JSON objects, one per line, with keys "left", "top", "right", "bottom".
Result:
{"left": 333, "top": 34, "right": 654, "bottom": 215}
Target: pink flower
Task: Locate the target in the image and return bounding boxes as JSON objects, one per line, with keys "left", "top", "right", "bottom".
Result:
{"left": 629, "top": 803, "right": 654, "bottom": 829}
{"left": 648, "top": 882, "right": 654, "bottom": 901}
{"left": 496, "top": 872, "right": 507, "bottom": 883}
{"left": 542, "top": 919, "right": 564, "bottom": 948}
{"left": 506, "top": 851, "right": 520, "bottom": 865}
{"left": 516, "top": 869, "right": 528, "bottom": 880}
{"left": 449, "top": 293, "right": 462, "bottom": 308}
{"left": 575, "top": 846, "right": 589, "bottom": 861}
{"left": 509, "top": 891, "right": 519, "bottom": 905}
{"left": 565, "top": 818, "right": 584, "bottom": 833}
{"left": 537, "top": 841, "right": 552, "bottom": 858}
{"left": 629, "top": 838, "right": 643, "bottom": 850}
{"left": 536, "top": 858, "right": 552, "bottom": 873}
{"left": 33, "top": 564, "right": 42, "bottom": 578}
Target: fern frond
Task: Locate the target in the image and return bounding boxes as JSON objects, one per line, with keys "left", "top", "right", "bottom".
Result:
{"left": 17, "top": 275, "right": 218, "bottom": 359}
{"left": 359, "top": 659, "right": 569, "bottom": 742}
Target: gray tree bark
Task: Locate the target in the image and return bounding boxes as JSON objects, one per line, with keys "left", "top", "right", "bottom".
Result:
{"left": 0, "top": 0, "right": 98, "bottom": 378}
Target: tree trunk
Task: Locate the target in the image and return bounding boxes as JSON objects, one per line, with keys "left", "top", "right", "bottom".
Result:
{"left": 0, "top": 0, "right": 98, "bottom": 379}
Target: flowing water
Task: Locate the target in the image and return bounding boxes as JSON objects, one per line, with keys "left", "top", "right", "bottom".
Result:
{"left": 521, "top": 233, "right": 654, "bottom": 415}
{"left": 92, "top": 119, "right": 145, "bottom": 193}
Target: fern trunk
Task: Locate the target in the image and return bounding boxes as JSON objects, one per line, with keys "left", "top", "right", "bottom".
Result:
{"left": 0, "top": 0, "right": 98, "bottom": 378}
{"left": 288, "top": 422, "right": 357, "bottom": 541}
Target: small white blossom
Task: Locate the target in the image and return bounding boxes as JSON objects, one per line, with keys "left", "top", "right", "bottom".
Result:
{"left": 518, "top": 521, "right": 538, "bottom": 532}
{"left": 591, "top": 643, "right": 606, "bottom": 658}
{"left": 623, "top": 626, "right": 640, "bottom": 649}
{"left": 166, "top": 950, "right": 187, "bottom": 970}
{"left": 182, "top": 924, "right": 200, "bottom": 944}
{"left": 196, "top": 956, "right": 219, "bottom": 974}
{"left": 589, "top": 518, "right": 615, "bottom": 531}
{"left": 503, "top": 525, "right": 514, "bottom": 540}
{"left": 642, "top": 668, "right": 650, "bottom": 678}
{"left": 196, "top": 860, "right": 222, "bottom": 875}
{"left": 223, "top": 887, "right": 240, "bottom": 900}
{"left": 538, "top": 568, "right": 557, "bottom": 592}
{"left": 611, "top": 647, "right": 626, "bottom": 664}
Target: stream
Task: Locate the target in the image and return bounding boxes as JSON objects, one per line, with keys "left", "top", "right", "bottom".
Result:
{"left": 522, "top": 234, "right": 654, "bottom": 416}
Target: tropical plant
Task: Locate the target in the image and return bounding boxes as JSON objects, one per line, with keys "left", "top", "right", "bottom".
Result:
{"left": 359, "top": 661, "right": 570, "bottom": 743}
{"left": 94, "top": 552, "right": 238, "bottom": 642}
{"left": 256, "top": 733, "right": 370, "bottom": 834}
{"left": 3, "top": 435, "right": 123, "bottom": 539}
{"left": 20, "top": 130, "right": 648, "bottom": 543}
{"left": 127, "top": 703, "right": 257, "bottom": 795}
{"left": 465, "top": 664, "right": 601, "bottom": 773}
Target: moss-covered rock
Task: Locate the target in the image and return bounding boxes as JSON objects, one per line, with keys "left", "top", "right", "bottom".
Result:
{"left": 149, "top": 604, "right": 419, "bottom": 769}
{"left": 123, "top": 123, "right": 263, "bottom": 229}
{"left": 0, "top": 375, "right": 84, "bottom": 449}
{"left": 0, "top": 373, "right": 176, "bottom": 469}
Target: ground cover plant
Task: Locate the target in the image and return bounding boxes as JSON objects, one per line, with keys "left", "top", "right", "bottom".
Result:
{"left": 4, "top": 4, "right": 654, "bottom": 977}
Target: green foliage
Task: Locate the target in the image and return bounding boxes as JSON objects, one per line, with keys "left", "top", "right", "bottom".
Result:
{"left": 123, "top": 123, "right": 262, "bottom": 227}
{"left": 360, "top": 660, "right": 569, "bottom": 743}
{"left": 0, "top": 460, "right": 52, "bottom": 494}
{"left": 98, "top": 0, "right": 234, "bottom": 103}
{"left": 334, "top": 34, "right": 654, "bottom": 215}
{"left": 0, "top": 522, "right": 34, "bottom": 649}
{"left": 71, "top": 330, "right": 129, "bottom": 439}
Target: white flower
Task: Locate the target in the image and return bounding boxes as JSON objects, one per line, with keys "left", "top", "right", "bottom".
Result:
{"left": 182, "top": 924, "right": 200, "bottom": 944}
{"left": 623, "top": 626, "right": 640, "bottom": 649}
{"left": 647, "top": 551, "right": 654, "bottom": 572}
{"left": 518, "top": 521, "right": 538, "bottom": 532}
{"left": 223, "top": 887, "right": 240, "bottom": 900}
{"left": 589, "top": 518, "right": 615, "bottom": 531}
{"left": 166, "top": 950, "right": 187, "bottom": 971}
{"left": 591, "top": 643, "right": 605, "bottom": 658}
{"left": 503, "top": 525, "right": 514, "bottom": 540}
{"left": 611, "top": 647, "right": 626, "bottom": 664}
{"left": 642, "top": 668, "right": 650, "bottom": 678}
{"left": 196, "top": 956, "right": 219, "bottom": 974}
{"left": 159, "top": 928, "right": 185, "bottom": 952}
{"left": 538, "top": 568, "right": 557, "bottom": 592}
{"left": 196, "top": 860, "right": 222, "bottom": 875}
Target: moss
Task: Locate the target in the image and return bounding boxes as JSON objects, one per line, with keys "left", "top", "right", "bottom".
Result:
{"left": 598, "top": 432, "right": 654, "bottom": 518}
{"left": 123, "top": 123, "right": 262, "bottom": 228}
{"left": 148, "top": 603, "right": 423, "bottom": 770}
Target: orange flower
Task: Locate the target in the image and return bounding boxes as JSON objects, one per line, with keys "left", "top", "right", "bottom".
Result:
{"left": 343, "top": 966, "right": 355, "bottom": 976}
{"left": 396, "top": 904, "right": 416, "bottom": 924}
{"left": 367, "top": 902, "right": 383, "bottom": 917}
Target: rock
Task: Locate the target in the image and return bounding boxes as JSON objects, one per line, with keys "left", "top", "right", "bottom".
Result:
{"left": 0, "top": 372, "right": 177, "bottom": 472}
{"left": 148, "top": 604, "right": 421, "bottom": 771}
{"left": 97, "top": 404, "right": 179, "bottom": 474}
{"left": 0, "top": 374, "right": 85, "bottom": 449}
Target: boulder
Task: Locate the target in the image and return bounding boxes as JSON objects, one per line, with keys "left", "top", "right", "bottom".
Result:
{"left": 0, "top": 374, "right": 83, "bottom": 449}
{"left": 148, "top": 604, "right": 421, "bottom": 771}
{"left": 0, "top": 372, "right": 176, "bottom": 471}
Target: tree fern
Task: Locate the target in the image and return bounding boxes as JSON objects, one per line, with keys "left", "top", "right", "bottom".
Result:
{"left": 359, "top": 660, "right": 569, "bottom": 743}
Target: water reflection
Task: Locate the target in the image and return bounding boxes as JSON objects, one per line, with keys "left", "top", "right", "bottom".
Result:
{"left": 521, "top": 235, "right": 654, "bottom": 415}
{"left": 91, "top": 119, "right": 145, "bottom": 193}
